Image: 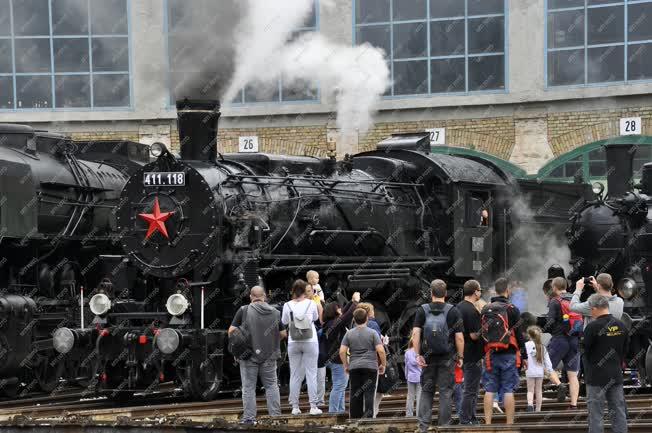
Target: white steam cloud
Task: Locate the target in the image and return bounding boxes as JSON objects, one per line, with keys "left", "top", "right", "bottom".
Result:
{"left": 506, "top": 197, "right": 572, "bottom": 315}
{"left": 223, "top": 0, "right": 390, "bottom": 137}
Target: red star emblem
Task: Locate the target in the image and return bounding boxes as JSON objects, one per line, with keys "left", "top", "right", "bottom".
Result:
{"left": 138, "top": 198, "right": 175, "bottom": 240}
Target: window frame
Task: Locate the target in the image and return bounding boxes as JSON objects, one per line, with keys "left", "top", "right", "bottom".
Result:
{"left": 536, "top": 136, "right": 652, "bottom": 183}
{"left": 164, "top": 0, "right": 321, "bottom": 107}
{"left": 545, "top": 0, "right": 652, "bottom": 89}
{"left": 0, "top": 0, "right": 133, "bottom": 111}
{"left": 352, "top": 0, "right": 509, "bottom": 98}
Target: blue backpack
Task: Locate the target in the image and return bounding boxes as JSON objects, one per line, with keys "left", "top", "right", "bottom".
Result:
{"left": 421, "top": 303, "right": 453, "bottom": 357}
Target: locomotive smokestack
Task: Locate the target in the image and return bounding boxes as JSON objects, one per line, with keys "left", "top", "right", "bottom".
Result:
{"left": 176, "top": 99, "right": 221, "bottom": 161}
{"left": 605, "top": 143, "right": 635, "bottom": 197}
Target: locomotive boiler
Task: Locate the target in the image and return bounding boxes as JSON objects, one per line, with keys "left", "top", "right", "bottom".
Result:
{"left": 566, "top": 141, "right": 652, "bottom": 384}
{"left": 0, "top": 124, "right": 148, "bottom": 396}
{"left": 53, "top": 100, "right": 590, "bottom": 400}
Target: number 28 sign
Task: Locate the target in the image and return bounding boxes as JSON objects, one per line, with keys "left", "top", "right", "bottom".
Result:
{"left": 239, "top": 136, "right": 259, "bottom": 153}
{"left": 620, "top": 117, "right": 642, "bottom": 136}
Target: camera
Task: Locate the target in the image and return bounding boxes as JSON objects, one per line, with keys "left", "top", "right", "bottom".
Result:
{"left": 584, "top": 276, "right": 592, "bottom": 285}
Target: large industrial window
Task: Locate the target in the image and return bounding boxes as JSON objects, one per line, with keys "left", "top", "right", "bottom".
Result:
{"left": 0, "top": 0, "right": 131, "bottom": 110}
{"left": 539, "top": 138, "right": 652, "bottom": 184}
{"left": 546, "top": 0, "right": 652, "bottom": 86}
{"left": 354, "top": 0, "right": 507, "bottom": 96}
{"left": 166, "top": 0, "right": 319, "bottom": 105}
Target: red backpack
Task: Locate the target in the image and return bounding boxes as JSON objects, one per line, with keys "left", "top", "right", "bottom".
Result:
{"left": 557, "top": 297, "right": 584, "bottom": 336}
{"left": 480, "top": 301, "right": 521, "bottom": 371}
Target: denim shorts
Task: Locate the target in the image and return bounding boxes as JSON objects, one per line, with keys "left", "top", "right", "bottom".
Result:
{"left": 482, "top": 352, "right": 520, "bottom": 394}
{"left": 548, "top": 335, "right": 580, "bottom": 372}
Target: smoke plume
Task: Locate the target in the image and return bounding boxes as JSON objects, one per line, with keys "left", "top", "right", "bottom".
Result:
{"left": 506, "top": 197, "right": 572, "bottom": 315}
{"left": 168, "top": 0, "right": 243, "bottom": 100}
{"left": 222, "top": 0, "right": 390, "bottom": 137}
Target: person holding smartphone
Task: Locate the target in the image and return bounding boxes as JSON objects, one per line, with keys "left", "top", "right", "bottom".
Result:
{"left": 571, "top": 274, "right": 624, "bottom": 329}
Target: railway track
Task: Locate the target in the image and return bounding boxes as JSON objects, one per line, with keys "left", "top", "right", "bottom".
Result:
{"left": 0, "top": 386, "right": 650, "bottom": 433}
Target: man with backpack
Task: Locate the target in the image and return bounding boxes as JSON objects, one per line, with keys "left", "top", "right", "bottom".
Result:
{"left": 544, "top": 277, "right": 578, "bottom": 408}
{"left": 411, "top": 279, "right": 464, "bottom": 433}
{"left": 228, "top": 286, "right": 286, "bottom": 425}
{"left": 481, "top": 278, "right": 526, "bottom": 425}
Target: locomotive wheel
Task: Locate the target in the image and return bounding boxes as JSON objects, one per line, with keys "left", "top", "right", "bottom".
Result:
{"left": 0, "top": 382, "right": 18, "bottom": 399}
{"left": 181, "top": 358, "right": 222, "bottom": 401}
{"left": 71, "top": 354, "right": 99, "bottom": 389}
{"left": 36, "top": 353, "right": 65, "bottom": 392}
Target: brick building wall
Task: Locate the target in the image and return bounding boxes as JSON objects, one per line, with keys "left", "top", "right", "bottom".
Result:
{"left": 70, "top": 131, "right": 140, "bottom": 143}
{"left": 58, "top": 104, "right": 652, "bottom": 174}
{"left": 548, "top": 107, "right": 652, "bottom": 156}
{"left": 359, "top": 117, "right": 516, "bottom": 159}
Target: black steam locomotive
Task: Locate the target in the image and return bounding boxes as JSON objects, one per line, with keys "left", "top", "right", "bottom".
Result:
{"left": 567, "top": 141, "right": 652, "bottom": 384}
{"left": 0, "top": 125, "right": 148, "bottom": 396}
{"left": 52, "top": 100, "right": 591, "bottom": 400}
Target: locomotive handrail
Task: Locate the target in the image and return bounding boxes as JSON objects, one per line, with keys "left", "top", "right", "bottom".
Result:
{"left": 227, "top": 179, "right": 389, "bottom": 197}
{"left": 258, "top": 259, "right": 450, "bottom": 272}
{"left": 225, "top": 173, "right": 424, "bottom": 187}
{"left": 259, "top": 254, "right": 449, "bottom": 262}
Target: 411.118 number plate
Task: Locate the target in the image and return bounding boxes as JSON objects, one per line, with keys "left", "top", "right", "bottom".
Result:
{"left": 143, "top": 172, "right": 185, "bottom": 187}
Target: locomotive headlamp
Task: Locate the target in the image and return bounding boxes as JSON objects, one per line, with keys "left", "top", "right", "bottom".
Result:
{"left": 156, "top": 328, "right": 181, "bottom": 354}
{"left": 618, "top": 278, "right": 637, "bottom": 300}
{"left": 52, "top": 327, "right": 75, "bottom": 354}
{"left": 592, "top": 182, "right": 605, "bottom": 196}
{"left": 166, "top": 293, "right": 189, "bottom": 316}
{"left": 150, "top": 142, "right": 168, "bottom": 158}
{"left": 89, "top": 293, "right": 112, "bottom": 316}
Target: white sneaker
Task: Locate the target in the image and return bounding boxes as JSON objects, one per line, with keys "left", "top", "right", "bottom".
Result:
{"left": 291, "top": 407, "right": 301, "bottom": 415}
{"left": 309, "top": 407, "right": 322, "bottom": 415}
{"left": 492, "top": 401, "right": 504, "bottom": 414}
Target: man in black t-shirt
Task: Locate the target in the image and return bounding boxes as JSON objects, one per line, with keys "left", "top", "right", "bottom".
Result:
{"left": 457, "top": 280, "right": 483, "bottom": 425}
{"left": 411, "top": 279, "right": 464, "bottom": 433}
{"left": 583, "top": 294, "right": 629, "bottom": 433}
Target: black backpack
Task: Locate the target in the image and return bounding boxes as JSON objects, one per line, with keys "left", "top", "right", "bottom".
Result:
{"left": 421, "top": 303, "right": 453, "bottom": 357}
{"left": 377, "top": 351, "right": 400, "bottom": 394}
{"left": 228, "top": 306, "right": 253, "bottom": 360}
{"left": 480, "top": 302, "right": 512, "bottom": 350}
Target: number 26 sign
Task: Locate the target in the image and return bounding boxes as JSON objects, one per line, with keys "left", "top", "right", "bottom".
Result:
{"left": 239, "top": 136, "right": 259, "bottom": 153}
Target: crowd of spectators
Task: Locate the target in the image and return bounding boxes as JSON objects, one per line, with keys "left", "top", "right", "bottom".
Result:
{"left": 228, "top": 268, "right": 630, "bottom": 433}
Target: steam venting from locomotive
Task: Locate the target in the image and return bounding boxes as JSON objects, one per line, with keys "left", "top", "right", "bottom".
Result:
{"left": 508, "top": 198, "right": 573, "bottom": 314}
{"left": 176, "top": 100, "right": 221, "bottom": 161}
{"left": 167, "top": 1, "right": 389, "bottom": 137}
{"left": 223, "top": 0, "right": 390, "bottom": 137}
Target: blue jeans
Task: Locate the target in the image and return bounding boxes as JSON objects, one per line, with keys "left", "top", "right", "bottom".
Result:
{"left": 327, "top": 362, "right": 348, "bottom": 413}
{"left": 453, "top": 383, "right": 463, "bottom": 416}
{"left": 587, "top": 383, "right": 628, "bottom": 433}
{"left": 483, "top": 352, "right": 520, "bottom": 395}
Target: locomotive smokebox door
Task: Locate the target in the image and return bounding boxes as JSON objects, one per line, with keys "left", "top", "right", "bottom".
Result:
{"left": 453, "top": 188, "right": 493, "bottom": 279}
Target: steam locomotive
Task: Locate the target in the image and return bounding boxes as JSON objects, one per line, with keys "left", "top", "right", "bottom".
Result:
{"left": 52, "top": 99, "right": 591, "bottom": 400}
{"left": 0, "top": 124, "right": 149, "bottom": 397}
{"left": 567, "top": 141, "right": 652, "bottom": 384}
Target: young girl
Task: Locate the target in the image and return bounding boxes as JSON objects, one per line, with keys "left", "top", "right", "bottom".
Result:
{"left": 404, "top": 337, "right": 422, "bottom": 417}
{"left": 525, "top": 326, "right": 561, "bottom": 412}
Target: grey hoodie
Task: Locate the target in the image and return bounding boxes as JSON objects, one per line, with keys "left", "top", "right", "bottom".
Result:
{"left": 570, "top": 292, "right": 624, "bottom": 329}
{"left": 245, "top": 302, "right": 282, "bottom": 362}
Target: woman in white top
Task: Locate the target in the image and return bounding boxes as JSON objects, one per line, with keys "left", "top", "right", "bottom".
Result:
{"left": 525, "top": 326, "right": 563, "bottom": 412}
{"left": 281, "top": 279, "right": 321, "bottom": 415}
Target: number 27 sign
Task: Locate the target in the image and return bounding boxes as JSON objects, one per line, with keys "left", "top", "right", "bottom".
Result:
{"left": 425, "top": 128, "right": 446, "bottom": 145}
